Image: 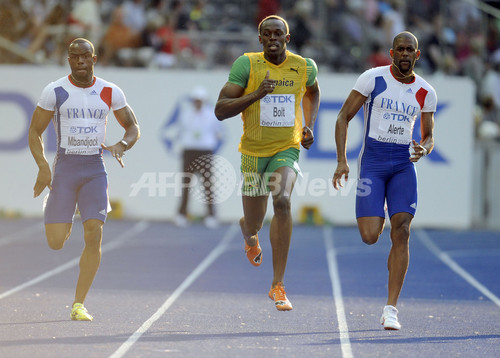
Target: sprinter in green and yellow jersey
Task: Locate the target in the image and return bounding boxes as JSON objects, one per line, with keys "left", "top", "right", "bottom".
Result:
{"left": 215, "top": 15, "right": 320, "bottom": 311}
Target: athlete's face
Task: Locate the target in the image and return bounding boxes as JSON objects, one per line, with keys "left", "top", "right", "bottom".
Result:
{"left": 259, "top": 19, "right": 290, "bottom": 63}
{"left": 390, "top": 36, "right": 420, "bottom": 75}
{"left": 68, "top": 42, "right": 96, "bottom": 83}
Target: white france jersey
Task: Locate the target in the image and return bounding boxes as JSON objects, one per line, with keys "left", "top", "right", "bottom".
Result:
{"left": 37, "top": 75, "right": 127, "bottom": 155}
{"left": 354, "top": 65, "right": 437, "bottom": 146}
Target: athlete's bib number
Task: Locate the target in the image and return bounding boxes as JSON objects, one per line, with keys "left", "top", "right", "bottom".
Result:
{"left": 260, "top": 94, "right": 295, "bottom": 127}
{"left": 370, "top": 112, "right": 414, "bottom": 145}
{"left": 61, "top": 118, "right": 105, "bottom": 155}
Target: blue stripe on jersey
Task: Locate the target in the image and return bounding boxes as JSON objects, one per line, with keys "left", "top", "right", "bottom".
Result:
{"left": 54, "top": 87, "right": 69, "bottom": 155}
{"left": 359, "top": 76, "right": 388, "bottom": 173}
{"left": 366, "top": 76, "right": 388, "bottom": 141}
{"left": 54, "top": 86, "right": 69, "bottom": 156}
{"left": 55, "top": 86, "right": 69, "bottom": 108}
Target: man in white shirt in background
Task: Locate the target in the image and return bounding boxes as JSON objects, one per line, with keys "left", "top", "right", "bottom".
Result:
{"left": 175, "top": 85, "right": 223, "bottom": 228}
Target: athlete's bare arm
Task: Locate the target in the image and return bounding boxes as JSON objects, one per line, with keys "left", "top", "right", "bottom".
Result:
{"left": 301, "top": 79, "right": 320, "bottom": 149}
{"left": 332, "top": 90, "right": 367, "bottom": 190}
{"left": 29, "top": 106, "right": 55, "bottom": 197}
{"left": 410, "top": 111, "right": 434, "bottom": 162}
{"left": 113, "top": 105, "right": 140, "bottom": 149}
{"left": 101, "top": 105, "right": 140, "bottom": 168}
{"left": 215, "top": 71, "right": 276, "bottom": 121}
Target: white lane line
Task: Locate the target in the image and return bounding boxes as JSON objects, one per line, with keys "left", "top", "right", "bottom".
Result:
{"left": 416, "top": 229, "right": 500, "bottom": 308}
{"left": 0, "top": 222, "right": 44, "bottom": 247}
{"left": 0, "top": 221, "right": 150, "bottom": 300}
{"left": 109, "top": 223, "right": 239, "bottom": 358}
{"left": 323, "top": 226, "right": 353, "bottom": 358}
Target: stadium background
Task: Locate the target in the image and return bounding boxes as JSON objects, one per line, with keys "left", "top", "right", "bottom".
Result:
{"left": 0, "top": 0, "right": 499, "bottom": 230}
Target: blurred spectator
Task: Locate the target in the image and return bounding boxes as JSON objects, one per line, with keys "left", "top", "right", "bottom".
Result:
{"left": 190, "top": 0, "right": 211, "bottom": 31}
{"left": 481, "top": 60, "right": 500, "bottom": 112}
{"left": 148, "top": 15, "right": 203, "bottom": 69}
{"left": 0, "top": 0, "right": 33, "bottom": 62}
{"left": 334, "top": 4, "right": 364, "bottom": 71}
{"left": 289, "top": 1, "right": 312, "bottom": 53}
{"left": 423, "top": 14, "right": 459, "bottom": 75}
{"left": 67, "top": 0, "right": 103, "bottom": 49}
{"left": 486, "top": 16, "right": 500, "bottom": 57}
{"left": 0, "top": 1, "right": 24, "bottom": 41}
{"left": 366, "top": 43, "right": 392, "bottom": 69}
{"left": 256, "top": 0, "right": 281, "bottom": 25}
{"left": 146, "top": 0, "right": 169, "bottom": 26}
{"left": 170, "top": 0, "right": 191, "bottom": 31}
{"left": 379, "top": 0, "right": 405, "bottom": 48}
{"left": 27, "top": 2, "right": 68, "bottom": 63}
{"left": 99, "top": 5, "right": 143, "bottom": 66}
{"left": 148, "top": 17, "right": 178, "bottom": 68}
{"left": 476, "top": 97, "right": 500, "bottom": 141}
{"left": 492, "top": 47, "right": 500, "bottom": 67}
{"left": 121, "top": 0, "right": 147, "bottom": 34}
{"left": 461, "top": 37, "right": 486, "bottom": 100}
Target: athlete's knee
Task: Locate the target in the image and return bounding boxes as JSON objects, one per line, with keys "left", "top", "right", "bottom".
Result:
{"left": 391, "top": 224, "right": 411, "bottom": 246}
{"left": 358, "top": 227, "right": 381, "bottom": 245}
{"left": 45, "top": 224, "right": 72, "bottom": 250}
{"left": 395, "top": 223, "right": 410, "bottom": 239}
{"left": 357, "top": 217, "right": 385, "bottom": 245}
{"left": 360, "top": 232, "right": 379, "bottom": 245}
{"left": 241, "top": 216, "right": 263, "bottom": 237}
{"left": 83, "top": 219, "right": 104, "bottom": 248}
{"left": 272, "top": 195, "right": 291, "bottom": 218}
{"left": 46, "top": 236, "right": 66, "bottom": 250}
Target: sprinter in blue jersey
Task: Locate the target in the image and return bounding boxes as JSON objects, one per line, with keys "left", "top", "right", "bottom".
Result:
{"left": 28, "top": 38, "right": 140, "bottom": 321}
{"left": 332, "top": 32, "right": 437, "bottom": 330}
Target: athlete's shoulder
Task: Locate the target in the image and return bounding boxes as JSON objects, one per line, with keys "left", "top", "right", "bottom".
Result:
{"left": 242, "top": 52, "right": 263, "bottom": 60}
{"left": 233, "top": 54, "right": 251, "bottom": 66}
{"left": 44, "top": 75, "right": 70, "bottom": 89}
{"left": 303, "top": 57, "right": 318, "bottom": 85}
{"left": 414, "top": 74, "right": 437, "bottom": 106}
{"left": 356, "top": 65, "right": 390, "bottom": 85}
{"left": 362, "top": 65, "right": 391, "bottom": 78}
{"left": 94, "top": 76, "right": 122, "bottom": 90}
{"left": 305, "top": 57, "right": 318, "bottom": 70}
{"left": 228, "top": 55, "right": 251, "bottom": 87}
{"left": 284, "top": 50, "right": 316, "bottom": 73}
{"left": 414, "top": 73, "right": 436, "bottom": 92}
{"left": 40, "top": 76, "right": 68, "bottom": 97}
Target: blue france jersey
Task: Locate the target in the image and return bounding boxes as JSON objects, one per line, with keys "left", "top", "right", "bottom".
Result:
{"left": 354, "top": 65, "right": 437, "bottom": 168}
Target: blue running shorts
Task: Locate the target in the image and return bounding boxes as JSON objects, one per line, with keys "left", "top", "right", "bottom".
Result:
{"left": 356, "top": 147, "right": 418, "bottom": 219}
{"left": 44, "top": 154, "right": 109, "bottom": 224}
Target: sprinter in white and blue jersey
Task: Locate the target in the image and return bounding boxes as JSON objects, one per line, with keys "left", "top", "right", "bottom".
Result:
{"left": 28, "top": 38, "right": 140, "bottom": 321}
{"left": 332, "top": 32, "right": 436, "bottom": 331}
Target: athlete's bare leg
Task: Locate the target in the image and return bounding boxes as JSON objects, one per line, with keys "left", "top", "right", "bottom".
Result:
{"left": 268, "top": 166, "right": 297, "bottom": 287}
{"left": 357, "top": 213, "right": 411, "bottom": 307}
{"left": 240, "top": 195, "right": 268, "bottom": 247}
{"left": 45, "top": 223, "right": 73, "bottom": 250}
{"left": 357, "top": 216, "right": 385, "bottom": 245}
{"left": 386, "top": 212, "right": 412, "bottom": 307}
{"left": 73, "top": 219, "right": 103, "bottom": 305}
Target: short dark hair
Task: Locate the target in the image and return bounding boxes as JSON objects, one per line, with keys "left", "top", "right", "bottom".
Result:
{"left": 258, "top": 15, "right": 289, "bottom": 35}
{"left": 392, "top": 31, "right": 418, "bottom": 50}
{"left": 68, "top": 38, "right": 95, "bottom": 55}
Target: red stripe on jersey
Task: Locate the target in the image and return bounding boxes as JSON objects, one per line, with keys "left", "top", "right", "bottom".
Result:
{"left": 100, "top": 87, "right": 112, "bottom": 109}
{"left": 415, "top": 88, "right": 428, "bottom": 110}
